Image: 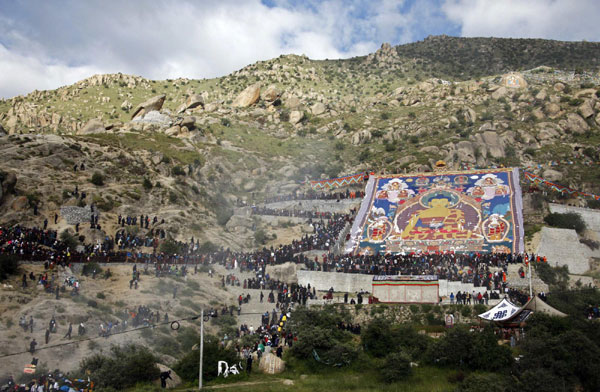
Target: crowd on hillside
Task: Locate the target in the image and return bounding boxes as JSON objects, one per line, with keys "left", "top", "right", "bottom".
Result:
{"left": 2, "top": 218, "right": 543, "bottom": 291}
{"left": 262, "top": 188, "right": 365, "bottom": 204}
{"left": 250, "top": 206, "right": 341, "bottom": 220}
{"left": 311, "top": 252, "right": 524, "bottom": 290}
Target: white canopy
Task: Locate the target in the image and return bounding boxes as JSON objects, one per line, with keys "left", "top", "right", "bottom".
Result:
{"left": 478, "top": 298, "right": 520, "bottom": 321}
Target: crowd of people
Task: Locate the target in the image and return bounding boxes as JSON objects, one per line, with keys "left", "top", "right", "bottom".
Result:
{"left": 314, "top": 251, "right": 527, "bottom": 291}
{"left": 261, "top": 188, "right": 365, "bottom": 204}
{"left": 251, "top": 206, "right": 341, "bottom": 220}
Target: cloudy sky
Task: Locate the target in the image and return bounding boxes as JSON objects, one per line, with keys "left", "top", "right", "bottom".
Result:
{"left": 1, "top": 0, "right": 599, "bottom": 98}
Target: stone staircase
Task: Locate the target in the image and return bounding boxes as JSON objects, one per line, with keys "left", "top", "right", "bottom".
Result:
{"left": 506, "top": 263, "right": 548, "bottom": 293}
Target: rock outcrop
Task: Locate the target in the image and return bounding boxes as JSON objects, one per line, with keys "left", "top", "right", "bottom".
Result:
{"left": 131, "top": 95, "right": 166, "bottom": 119}
{"left": 77, "top": 119, "right": 106, "bottom": 135}
{"left": 262, "top": 85, "right": 281, "bottom": 103}
{"left": 232, "top": 84, "right": 261, "bottom": 107}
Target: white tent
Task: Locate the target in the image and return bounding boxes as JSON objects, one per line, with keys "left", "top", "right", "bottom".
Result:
{"left": 478, "top": 298, "right": 521, "bottom": 321}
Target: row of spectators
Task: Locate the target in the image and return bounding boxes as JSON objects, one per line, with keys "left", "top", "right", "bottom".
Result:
{"left": 250, "top": 206, "right": 340, "bottom": 219}
{"left": 260, "top": 188, "right": 365, "bottom": 204}
{"left": 311, "top": 252, "right": 525, "bottom": 290}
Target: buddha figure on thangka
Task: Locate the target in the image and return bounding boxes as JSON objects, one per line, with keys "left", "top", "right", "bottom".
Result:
{"left": 393, "top": 189, "right": 483, "bottom": 241}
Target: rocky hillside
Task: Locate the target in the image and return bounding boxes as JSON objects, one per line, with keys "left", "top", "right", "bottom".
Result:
{"left": 1, "top": 36, "right": 600, "bottom": 248}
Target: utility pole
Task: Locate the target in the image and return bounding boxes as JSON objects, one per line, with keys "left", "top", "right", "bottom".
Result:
{"left": 199, "top": 309, "right": 204, "bottom": 390}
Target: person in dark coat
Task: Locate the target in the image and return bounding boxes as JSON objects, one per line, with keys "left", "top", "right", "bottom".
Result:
{"left": 159, "top": 370, "right": 172, "bottom": 388}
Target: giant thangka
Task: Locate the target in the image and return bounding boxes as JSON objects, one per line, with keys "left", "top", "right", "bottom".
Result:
{"left": 345, "top": 168, "right": 524, "bottom": 255}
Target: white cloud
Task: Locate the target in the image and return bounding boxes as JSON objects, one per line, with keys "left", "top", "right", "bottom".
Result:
{"left": 0, "top": 43, "right": 102, "bottom": 98}
{"left": 0, "top": 0, "right": 432, "bottom": 98}
{"left": 442, "top": 0, "right": 600, "bottom": 41}
{"left": 2, "top": 0, "right": 597, "bottom": 99}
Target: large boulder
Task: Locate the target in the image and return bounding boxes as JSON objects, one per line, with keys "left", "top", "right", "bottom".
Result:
{"left": 132, "top": 110, "right": 172, "bottom": 127}
{"left": 180, "top": 116, "right": 196, "bottom": 129}
{"left": 351, "top": 130, "right": 372, "bottom": 145}
{"left": 77, "top": 119, "right": 106, "bottom": 135}
{"left": 311, "top": 102, "right": 327, "bottom": 116}
{"left": 258, "top": 353, "right": 285, "bottom": 374}
{"left": 232, "top": 84, "right": 261, "bottom": 107}
{"left": 544, "top": 102, "right": 561, "bottom": 118}
{"left": 500, "top": 73, "right": 528, "bottom": 89}
{"left": 289, "top": 110, "right": 304, "bottom": 125}
{"left": 154, "top": 364, "right": 182, "bottom": 389}
{"left": 286, "top": 96, "right": 301, "bottom": 109}
{"left": 186, "top": 94, "right": 204, "bottom": 110}
{"left": 537, "top": 124, "right": 560, "bottom": 141}
{"left": 535, "top": 89, "right": 548, "bottom": 101}
{"left": 578, "top": 100, "right": 595, "bottom": 119}
{"left": 266, "top": 262, "right": 299, "bottom": 284}
{"left": 491, "top": 87, "right": 508, "bottom": 100}
{"left": 461, "top": 107, "right": 477, "bottom": 124}
{"left": 560, "top": 113, "right": 589, "bottom": 134}
{"left": 455, "top": 141, "right": 476, "bottom": 163}
{"left": 262, "top": 85, "right": 281, "bottom": 103}
{"left": 131, "top": 94, "right": 166, "bottom": 119}
{"left": 479, "top": 131, "right": 504, "bottom": 158}
{"left": 11, "top": 195, "right": 28, "bottom": 211}
{"left": 543, "top": 169, "right": 563, "bottom": 182}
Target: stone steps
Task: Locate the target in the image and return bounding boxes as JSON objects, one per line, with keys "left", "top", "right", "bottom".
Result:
{"left": 506, "top": 263, "right": 548, "bottom": 293}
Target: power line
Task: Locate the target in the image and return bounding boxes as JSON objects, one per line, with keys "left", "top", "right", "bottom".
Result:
{"left": 0, "top": 313, "right": 202, "bottom": 359}
{"left": 0, "top": 311, "right": 285, "bottom": 359}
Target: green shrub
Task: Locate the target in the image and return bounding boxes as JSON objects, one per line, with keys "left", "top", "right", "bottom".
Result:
{"left": 91, "top": 172, "right": 105, "bottom": 186}
{"left": 175, "top": 336, "right": 237, "bottom": 383}
{"left": 199, "top": 241, "right": 218, "bottom": 253}
{"left": 380, "top": 351, "right": 412, "bottom": 383}
{"left": 362, "top": 318, "right": 430, "bottom": 360}
{"left": 160, "top": 239, "right": 181, "bottom": 255}
{"left": 544, "top": 212, "right": 586, "bottom": 233}
{"left": 171, "top": 166, "right": 185, "bottom": 176}
{"left": 254, "top": 229, "right": 267, "bottom": 245}
{"left": 142, "top": 177, "right": 153, "bottom": 190}
{"left": 358, "top": 150, "right": 371, "bottom": 162}
{"left": 81, "top": 262, "right": 102, "bottom": 276}
{"left": 79, "top": 344, "right": 160, "bottom": 390}
{"left": 289, "top": 306, "right": 357, "bottom": 367}
{"left": 456, "top": 373, "right": 512, "bottom": 392}
{"left": 425, "top": 326, "right": 512, "bottom": 371}
{"left": 96, "top": 292, "right": 106, "bottom": 300}
{"left": 460, "top": 306, "right": 472, "bottom": 317}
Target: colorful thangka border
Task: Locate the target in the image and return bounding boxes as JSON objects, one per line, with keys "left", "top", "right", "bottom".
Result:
{"left": 345, "top": 168, "right": 524, "bottom": 255}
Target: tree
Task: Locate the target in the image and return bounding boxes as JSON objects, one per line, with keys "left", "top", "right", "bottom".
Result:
{"left": 380, "top": 351, "right": 412, "bottom": 383}
{"left": 544, "top": 212, "right": 586, "bottom": 234}
{"left": 79, "top": 344, "right": 160, "bottom": 390}
{"left": 160, "top": 239, "right": 181, "bottom": 255}
{"left": 174, "top": 336, "right": 238, "bottom": 383}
